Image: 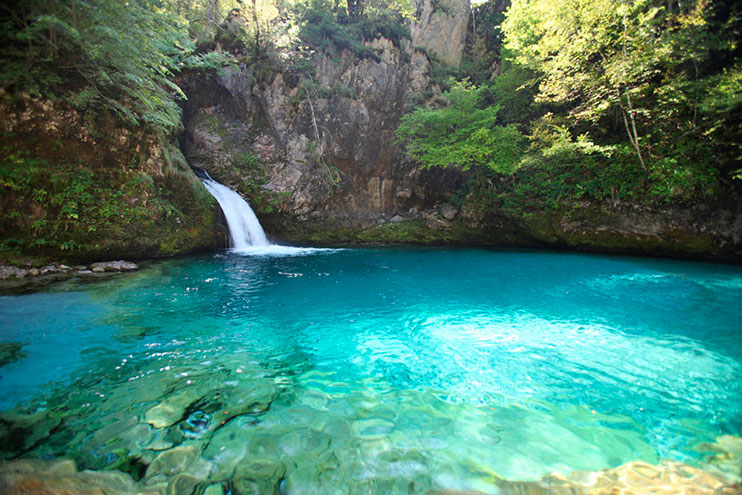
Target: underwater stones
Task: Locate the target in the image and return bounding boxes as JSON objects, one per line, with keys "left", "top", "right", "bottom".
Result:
{"left": 87, "top": 414, "right": 141, "bottom": 447}
{"left": 145, "top": 445, "right": 200, "bottom": 479}
{"left": 495, "top": 460, "right": 740, "bottom": 495}
{"left": 231, "top": 458, "right": 285, "bottom": 495}
{"left": 180, "top": 410, "right": 212, "bottom": 439}
{"left": 0, "top": 458, "right": 164, "bottom": 495}
{"left": 144, "top": 430, "right": 176, "bottom": 452}
{"left": 144, "top": 389, "right": 201, "bottom": 428}
{"left": 182, "top": 383, "right": 278, "bottom": 438}
{"left": 203, "top": 482, "right": 226, "bottom": 495}
{"left": 278, "top": 428, "right": 332, "bottom": 458}
{"left": 351, "top": 418, "right": 395, "bottom": 440}
{"left": 144, "top": 446, "right": 213, "bottom": 492}
{"left": 0, "top": 410, "right": 62, "bottom": 458}
{"left": 202, "top": 419, "right": 264, "bottom": 479}
{"left": 701, "top": 435, "right": 742, "bottom": 480}
{"left": 0, "top": 458, "right": 77, "bottom": 477}
{"left": 167, "top": 472, "right": 204, "bottom": 495}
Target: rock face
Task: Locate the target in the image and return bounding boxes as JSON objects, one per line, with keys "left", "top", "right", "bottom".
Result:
{"left": 481, "top": 201, "right": 742, "bottom": 259}
{"left": 409, "top": 0, "right": 470, "bottom": 66}
{"left": 180, "top": 6, "right": 470, "bottom": 241}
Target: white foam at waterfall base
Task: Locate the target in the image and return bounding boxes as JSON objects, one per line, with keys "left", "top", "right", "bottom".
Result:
{"left": 202, "top": 178, "right": 339, "bottom": 257}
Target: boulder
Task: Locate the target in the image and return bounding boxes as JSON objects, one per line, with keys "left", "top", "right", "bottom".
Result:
{"left": 0, "top": 265, "right": 27, "bottom": 279}
{"left": 90, "top": 260, "right": 138, "bottom": 272}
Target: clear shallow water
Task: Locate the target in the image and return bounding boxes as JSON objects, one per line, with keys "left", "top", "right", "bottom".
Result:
{"left": 0, "top": 248, "right": 741, "bottom": 492}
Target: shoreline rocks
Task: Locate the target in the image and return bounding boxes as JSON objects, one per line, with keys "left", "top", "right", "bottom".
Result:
{"left": 0, "top": 260, "right": 138, "bottom": 280}
{"left": 0, "top": 260, "right": 139, "bottom": 294}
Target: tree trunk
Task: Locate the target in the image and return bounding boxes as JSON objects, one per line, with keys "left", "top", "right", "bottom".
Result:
{"left": 251, "top": 0, "right": 260, "bottom": 57}
{"left": 49, "top": 0, "right": 58, "bottom": 58}
{"left": 620, "top": 2, "right": 647, "bottom": 172}
{"left": 71, "top": 0, "right": 77, "bottom": 30}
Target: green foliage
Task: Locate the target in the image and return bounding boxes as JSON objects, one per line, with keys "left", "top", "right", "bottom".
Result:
{"left": 396, "top": 81, "right": 527, "bottom": 174}
{"left": 409, "top": 0, "right": 740, "bottom": 220}
{"left": 461, "top": 0, "right": 508, "bottom": 85}
{"left": 0, "top": 143, "right": 214, "bottom": 258}
{"left": 0, "top": 0, "right": 232, "bottom": 133}
{"left": 502, "top": 0, "right": 742, "bottom": 178}
{"left": 293, "top": 0, "right": 410, "bottom": 63}
{"left": 483, "top": 59, "right": 540, "bottom": 127}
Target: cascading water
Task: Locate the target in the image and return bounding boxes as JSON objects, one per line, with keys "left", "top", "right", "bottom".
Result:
{"left": 202, "top": 176, "right": 270, "bottom": 249}
{"left": 200, "top": 172, "right": 336, "bottom": 257}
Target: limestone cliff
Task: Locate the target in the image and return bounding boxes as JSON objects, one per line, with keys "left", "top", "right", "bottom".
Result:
{"left": 409, "top": 0, "right": 470, "bottom": 66}
{"left": 180, "top": 0, "right": 471, "bottom": 240}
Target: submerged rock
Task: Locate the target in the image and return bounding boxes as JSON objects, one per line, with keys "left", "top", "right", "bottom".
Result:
{"left": 145, "top": 445, "right": 199, "bottom": 479}
{"left": 0, "top": 458, "right": 165, "bottom": 495}
{"left": 144, "top": 389, "right": 201, "bottom": 428}
{"left": 0, "top": 410, "right": 62, "bottom": 458}
{"left": 180, "top": 411, "right": 212, "bottom": 439}
{"left": 231, "top": 458, "right": 285, "bottom": 495}
{"left": 701, "top": 435, "right": 742, "bottom": 480}
{"left": 494, "top": 460, "right": 741, "bottom": 495}
{"left": 144, "top": 445, "right": 213, "bottom": 492}
{"left": 0, "top": 342, "right": 26, "bottom": 368}
{"left": 167, "top": 472, "right": 204, "bottom": 495}
{"left": 203, "top": 483, "right": 226, "bottom": 495}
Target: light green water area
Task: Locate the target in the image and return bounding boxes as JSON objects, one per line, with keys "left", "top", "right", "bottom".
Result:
{"left": 1, "top": 248, "right": 741, "bottom": 493}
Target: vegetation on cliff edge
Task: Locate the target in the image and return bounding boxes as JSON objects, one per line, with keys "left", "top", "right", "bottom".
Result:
{"left": 397, "top": 0, "right": 741, "bottom": 213}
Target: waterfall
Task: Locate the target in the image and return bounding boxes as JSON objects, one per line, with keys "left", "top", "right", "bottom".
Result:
{"left": 202, "top": 176, "right": 270, "bottom": 250}
{"left": 199, "top": 171, "right": 337, "bottom": 257}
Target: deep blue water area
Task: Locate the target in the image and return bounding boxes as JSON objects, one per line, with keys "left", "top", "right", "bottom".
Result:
{"left": 1, "top": 248, "right": 741, "bottom": 491}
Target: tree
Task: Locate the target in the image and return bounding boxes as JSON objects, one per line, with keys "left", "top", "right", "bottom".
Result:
{"left": 396, "top": 81, "right": 526, "bottom": 175}
{"left": 502, "top": 0, "right": 741, "bottom": 195}
{"left": 0, "top": 0, "right": 196, "bottom": 133}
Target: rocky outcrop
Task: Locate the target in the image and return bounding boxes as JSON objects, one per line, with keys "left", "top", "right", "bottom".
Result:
{"left": 181, "top": 53, "right": 742, "bottom": 258}
{"left": 409, "top": 0, "right": 470, "bottom": 66}
{"left": 458, "top": 199, "right": 742, "bottom": 259}
{"left": 0, "top": 96, "right": 221, "bottom": 262}
{"left": 181, "top": 50, "right": 466, "bottom": 239}
{"left": 180, "top": 0, "right": 474, "bottom": 240}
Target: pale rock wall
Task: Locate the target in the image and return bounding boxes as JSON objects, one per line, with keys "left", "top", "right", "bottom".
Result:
{"left": 408, "top": 0, "right": 471, "bottom": 66}
{"left": 181, "top": 18, "right": 470, "bottom": 237}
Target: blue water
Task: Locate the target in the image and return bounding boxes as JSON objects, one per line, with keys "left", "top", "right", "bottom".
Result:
{"left": 1, "top": 248, "right": 741, "bottom": 490}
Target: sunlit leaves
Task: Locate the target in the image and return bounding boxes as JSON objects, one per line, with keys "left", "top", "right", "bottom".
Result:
{"left": 502, "top": 0, "right": 741, "bottom": 194}
{"left": 396, "top": 81, "right": 527, "bottom": 174}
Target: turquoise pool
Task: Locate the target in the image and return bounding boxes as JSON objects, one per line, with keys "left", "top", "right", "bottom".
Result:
{"left": 1, "top": 248, "right": 741, "bottom": 493}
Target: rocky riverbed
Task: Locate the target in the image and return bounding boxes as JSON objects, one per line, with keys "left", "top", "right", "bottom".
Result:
{"left": 0, "top": 346, "right": 740, "bottom": 495}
